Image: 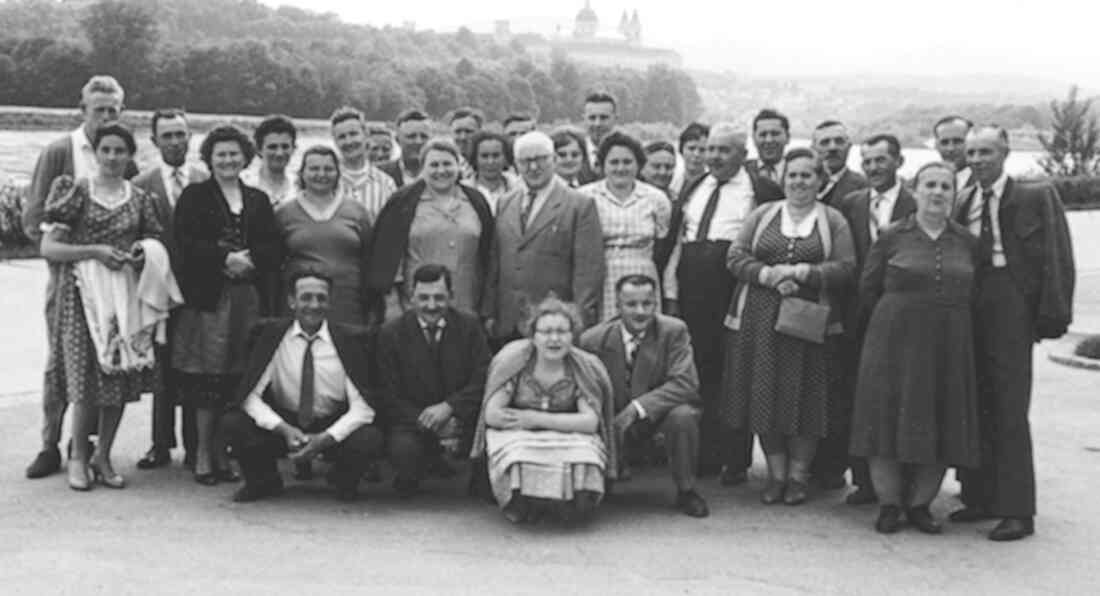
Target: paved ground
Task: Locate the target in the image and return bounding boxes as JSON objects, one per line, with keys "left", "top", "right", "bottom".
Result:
{"left": 2, "top": 219, "right": 1100, "bottom": 594}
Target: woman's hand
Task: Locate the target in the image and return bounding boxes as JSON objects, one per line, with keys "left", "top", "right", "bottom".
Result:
{"left": 760, "top": 264, "right": 794, "bottom": 287}
{"left": 95, "top": 245, "right": 129, "bottom": 270}
{"left": 776, "top": 279, "right": 800, "bottom": 296}
{"left": 224, "top": 249, "right": 255, "bottom": 278}
{"left": 792, "top": 263, "right": 813, "bottom": 283}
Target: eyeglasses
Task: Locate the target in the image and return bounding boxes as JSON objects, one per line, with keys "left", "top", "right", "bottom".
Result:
{"left": 517, "top": 154, "right": 552, "bottom": 168}
{"left": 534, "top": 327, "right": 572, "bottom": 338}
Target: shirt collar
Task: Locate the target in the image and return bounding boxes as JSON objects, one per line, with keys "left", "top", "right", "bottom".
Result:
{"left": 828, "top": 167, "right": 848, "bottom": 184}
{"left": 292, "top": 320, "right": 331, "bottom": 343}
{"left": 160, "top": 161, "right": 189, "bottom": 177}
{"left": 71, "top": 127, "right": 92, "bottom": 150}
{"left": 418, "top": 315, "right": 447, "bottom": 330}
{"left": 986, "top": 171, "right": 1009, "bottom": 199}
{"left": 707, "top": 166, "right": 749, "bottom": 189}
{"left": 620, "top": 321, "right": 647, "bottom": 345}
{"left": 874, "top": 181, "right": 901, "bottom": 204}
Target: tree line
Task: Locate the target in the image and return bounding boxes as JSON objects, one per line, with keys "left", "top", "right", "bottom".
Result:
{"left": 0, "top": 0, "right": 702, "bottom": 125}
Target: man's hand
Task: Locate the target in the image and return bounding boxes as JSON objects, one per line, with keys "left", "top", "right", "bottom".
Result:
{"left": 289, "top": 432, "right": 336, "bottom": 463}
{"left": 614, "top": 406, "right": 639, "bottom": 437}
{"left": 275, "top": 422, "right": 308, "bottom": 452}
{"left": 418, "top": 402, "right": 454, "bottom": 433}
{"left": 776, "top": 279, "right": 800, "bottom": 296}
{"left": 483, "top": 318, "right": 495, "bottom": 336}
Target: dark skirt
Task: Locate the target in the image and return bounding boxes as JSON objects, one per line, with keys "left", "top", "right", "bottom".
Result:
{"left": 849, "top": 294, "right": 980, "bottom": 467}
{"left": 170, "top": 281, "right": 258, "bottom": 407}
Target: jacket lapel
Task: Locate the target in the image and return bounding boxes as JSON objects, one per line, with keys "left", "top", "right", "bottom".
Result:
{"left": 601, "top": 322, "right": 630, "bottom": 410}
{"left": 892, "top": 187, "right": 917, "bottom": 222}
{"left": 629, "top": 327, "right": 658, "bottom": 400}
{"left": 519, "top": 179, "right": 565, "bottom": 248}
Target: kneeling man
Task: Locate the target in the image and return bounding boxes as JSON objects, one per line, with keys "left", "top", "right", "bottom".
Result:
{"left": 377, "top": 264, "right": 491, "bottom": 497}
{"left": 580, "top": 274, "right": 709, "bottom": 517}
{"left": 223, "top": 269, "right": 384, "bottom": 502}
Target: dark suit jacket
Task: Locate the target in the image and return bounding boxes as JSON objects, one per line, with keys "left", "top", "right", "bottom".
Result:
{"left": 22, "top": 133, "right": 139, "bottom": 241}
{"left": 657, "top": 168, "right": 784, "bottom": 271}
{"left": 483, "top": 176, "right": 605, "bottom": 336}
{"left": 131, "top": 164, "right": 208, "bottom": 264}
{"left": 819, "top": 168, "right": 869, "bottom": 207}
{"left": 173, "top": 178, "right": 281, "bottom": 313}
{"left": 230, "top": 318, "right": 379, "bottom": 415}
{"left": 579, "top": 314, "right": 701, "bottom": 419}
{"left": 377, "top": 160, "right": 404, "bottom": 188}
{"left": 376, "top": 308, "right": 491, "bottom": 436}
{"left": 839, "top": 186, "right": 918, "bottom": 270}
{"left": 955, "top": 178, "right": 1075, "bottom": 338}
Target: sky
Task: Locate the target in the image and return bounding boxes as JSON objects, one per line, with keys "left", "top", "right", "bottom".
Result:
{"left": 261, "top": 0, "right": 1099, "bottom": 89}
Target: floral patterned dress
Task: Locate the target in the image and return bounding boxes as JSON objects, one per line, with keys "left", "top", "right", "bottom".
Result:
{"left": 43, "top": 176, "right": 162, "bottom": 406}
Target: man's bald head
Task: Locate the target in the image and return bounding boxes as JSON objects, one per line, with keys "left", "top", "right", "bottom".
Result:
{"left": 705, "top": 122, "right": 748, "bottom": 181}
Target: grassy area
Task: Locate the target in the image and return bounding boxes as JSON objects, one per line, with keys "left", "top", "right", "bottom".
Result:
{"left": 0, "top": 243, "right": 38, "bottom": 260}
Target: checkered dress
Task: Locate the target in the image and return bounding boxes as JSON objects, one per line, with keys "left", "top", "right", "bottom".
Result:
{"left": 578, "top": 180, "right": 671, "bottom": 321}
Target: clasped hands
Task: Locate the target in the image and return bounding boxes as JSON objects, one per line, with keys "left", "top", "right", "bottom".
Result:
{"left": 276, "top": 423, "right": 336, "bottom": 463}
{"left": 94, "top": 244, "right": 145, "bottom": 271}
{"left": 417, "top": 402, "right": 454, "bottom": 434}
{"left": 490, "top": 407, "right": 542, "bottom": 430}
{"left": 759, "top": 263, "right": 813, "bottom": 296}
{"left": 224, "top": 249, "right": 255, "bottom": 279}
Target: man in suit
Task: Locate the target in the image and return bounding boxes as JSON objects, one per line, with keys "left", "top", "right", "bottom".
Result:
{"left": 378, "top": 109, "right": 431, "bottom": 187}
{"left": 580, "top": 274, "right": 709, "bottom": 518}
{"left": 825, "top": 133, "right": 917, "bottom": 501}
{"left": 378, "top": 264, "right": 491, "bottom": 497}
{"left": 933, "top": 115, "right": 975, "bottom": 191}
{"left": 482, "top": 131, "right": 605, "bottom": 344}
{"left": 949, "top": 126, "right": 1075, "bottom": 541}
{"left": 222, "top": 269, "right": 385, "bottom": 502}
{"left": 583, "top": 92, "right": 618, "bottom": 169}
{"left": 813, "top": 120, "right": 869, "bottom": 206}
{"left": 744, "top": 108, "right": 790, "bottom": 186}
{"left": 132, "top": 108, "right": 208, "bottom": 471}
{"left": 23, "top": 74, "right": 138, "bottom": 479}
{"left": 661, "top": 122, "right": 783, "bottom": 484}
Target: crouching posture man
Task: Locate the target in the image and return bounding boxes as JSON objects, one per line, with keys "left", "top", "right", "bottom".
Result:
{"left": 223, "top": 269, "right": 384, "bottom": 502}
{"left": 580, "top": 274, "right": 709, "bottom": 517}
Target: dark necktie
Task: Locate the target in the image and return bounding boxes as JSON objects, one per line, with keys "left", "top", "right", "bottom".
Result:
{"left": 520, "top": 188, "right": 538, "bottom": 233}
{"left": 978, "top": 188, "right": 995, "bottom": 265}
{"left": 625, "top": 335, "right": 639, "bottom": 369}
{"left": 424, "top": 322, "right": 440, "bottom": 348}
{"left": 694, "top": 179, "right": 727, "bottom": 241}
{"left": 298, "top": 335, "right": 319, "bottom": 429}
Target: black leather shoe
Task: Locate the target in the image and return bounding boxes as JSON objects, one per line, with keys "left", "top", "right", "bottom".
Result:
{"left": 393, "top": 476, "right": 420, "bottom": 498}
{"left": 907, "top": 505, "right": 943, "bottom": 534}
{"left": 988, "top": 517, "right": 1034, "bottom": 542}
{"left": 232, "top": 479, "right": 283, "bottom": 503}
{"left": 194, "top": 472, "right": 219, "bottom": 486}
{"left": 783, "top": 480, "right": 810, "bottom": 505}
{"left": 136, "top": 448, "right": 171, "bottom": 470}
{"left": 363, "top": 461, "right": 382, "bottom": 483}
{"left": 26, "top": 448, "right": 62, "bottom": 479}
{"left": 215, "top": 468, "right": 240, "bottom": 483}
{"left": 845, "top": 485, "right": 878, "bottom": 506}
{"left": 875, "top": 505, "right": 904, "bottom": 534}
{"left": 676, "top": 490, "right": 710, "bottom": 518}
{"left": 760, "top": 479, "right": 786, "bottom": 505}
{"left": 949, "top": 506, "right": 995, "bottom": 523}
{"left": 719, "top": 466, "right": 747, "bottom": 487}
{"left": 815, "top": 474, "right": 847, "bottom": 491}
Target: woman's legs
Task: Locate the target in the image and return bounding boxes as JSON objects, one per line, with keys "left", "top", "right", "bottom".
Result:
{"left": 67, "top": 402, "right": 95, "bottom": 488}
{"left": 869, "top": 456, "right": 905, "bottom": 533}
{"left": 759, "top": 433, "right": 788, "bottom": 480}
{"left": 787, "top": 437, "right": 818, "bottom": 484}
{"left": 908, "top": 464, "right": 948, "bottom": 507}
{"left": 90, "top": 405, "right": 124, "bottom": 475}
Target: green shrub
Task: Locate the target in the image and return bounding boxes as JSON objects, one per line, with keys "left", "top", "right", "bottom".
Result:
{"left": 1050, "top": 175, "right": 1100, "bottom": 210}
{"left": 1075, "top": 335, "right": 1100, "bottom": 359}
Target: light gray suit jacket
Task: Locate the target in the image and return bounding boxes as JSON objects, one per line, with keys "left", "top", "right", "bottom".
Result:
{"left": 483, "top": 176, "right": 605, "bottom": 337}
{"left": 131, "top": 164, "right": 208, "bottom": 263}
{"left": 579, "top": 314, "right": 701, "bottom": 418}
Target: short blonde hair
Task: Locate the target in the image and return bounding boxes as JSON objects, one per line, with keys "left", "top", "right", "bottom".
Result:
{"left": 523, "top": 294, "right": 584, "bottom": 340}
{"left": 81, "top": 75, "right": 125, "bottom": 105}
{"left": 418, "top": 137, "right": 462, "bottom": 166}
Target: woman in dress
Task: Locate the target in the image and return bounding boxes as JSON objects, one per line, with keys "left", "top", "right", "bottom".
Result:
{"left": 40, "top": 124, "right": 162, "bottom": 491}
{"left": 471, "top": 297, "right": 617, "bottom": 523}
{"left": 173, "top": 124, "right": 281, "bottom": 485}
{"left": 849, "top": 162, "right": 980, "bottom": 534}
{"left": 551, "top": 127, "right": 598, "bottom": 188}
{"left": 366, "top": 138, "right": 493, "bottom": 319}
{"left": 276, "top": 145, "right": 374, "bottom": 327}
{"left": 579, "top": 131, "right": 671, "bottom": 322}
{"left": 466, "top": 130, "right": 518, "bottom": 215}
{"left": 721, "top": 147, "right": 855, "bottom": 505}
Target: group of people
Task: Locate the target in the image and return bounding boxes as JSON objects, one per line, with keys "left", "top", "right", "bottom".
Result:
{"left": 18, "top": 75, "right": 1076, "bottom": 541}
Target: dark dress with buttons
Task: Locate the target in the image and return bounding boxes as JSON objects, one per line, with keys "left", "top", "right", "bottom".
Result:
{"left": 849, "top": 217, "right": 980, "bottom": 467}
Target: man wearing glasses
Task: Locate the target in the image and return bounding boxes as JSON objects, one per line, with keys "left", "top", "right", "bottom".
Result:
{"left": 482, "top": 131, "right": 605, "bottom": 348}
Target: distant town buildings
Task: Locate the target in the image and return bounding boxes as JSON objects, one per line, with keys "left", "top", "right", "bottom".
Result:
{"left": 492, "top": 2, "right": 683, "bottom": 70}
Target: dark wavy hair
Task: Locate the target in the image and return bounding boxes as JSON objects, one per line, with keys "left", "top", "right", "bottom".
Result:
{"left": 467, "top": 130, "right": 514, "bottom": 172}
{"left": 92, "top": 123, "right": 136, "bottom": 154}
{"left": 199, "top": 124, "right": 255, "bottom": 170}
{"left": 595, "top": 130, "right": 646, "bottom": 171}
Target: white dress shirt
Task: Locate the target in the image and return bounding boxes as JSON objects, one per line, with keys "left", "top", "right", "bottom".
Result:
{"left": 681, "top": 169, "right": 755, "bottom": 241}
{"left": 620, "top": 323, "right": 648, "bottom": 419}
{"left": 956, "top": 166, "right": 974, "bottom": 191}
{"left": 70, "top": 127, "right": 97, "bottom": 180}
{"left": 242, "top": 321, "right": 374, "bottom": 441}
{"left": 418, "top": 315, "right": 447, "bottom": 343}
{"left": 520, "top": 176, "right": 556, "bottom": 224}
{"left": 869, "top": 181, "right": 901, "bottom": 241}
{"left": 159, "top": 162, "right": 195, "bottom": 207}
{"left": 966, "top": 173, "right": 1008, "bottom": 268}
{"left": 779, "top": 203, "right": 818, "bottom": 238}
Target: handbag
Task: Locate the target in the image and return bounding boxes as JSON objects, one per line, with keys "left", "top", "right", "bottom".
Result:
{"left": 774, "top": 296, "right": 830, "bottom": 344}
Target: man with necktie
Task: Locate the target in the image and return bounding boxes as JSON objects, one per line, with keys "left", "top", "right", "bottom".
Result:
{"left": 813, "top": 120, "right": 869, "bottom": 206}
{"left": 933, "top": 115, "right": 975, "bottom": 191}
{"left": 377, "top": 264, "right": 491, "bottom": 498}
{"left": 661, "top": 122, "right": 783, "bottom": 483}
{"left": 482, "top": 131, "right": 605, "bottom": 346}
{"left": 132, "top": 108, "right": 208, "bottom": 471}
{"left": 580, "top": 274, "right": 709, "bottom": 517}
{"left": 830, "top": 134, "right": 916, "bottom": 500}
{"left": 222, "top": 269, "right": 384, "bottom": 502}
{"left": 745, "top": 109, "right": 790, "bottom": 186}
{"left": 949, "top": 125, "right": 1075, "bottom": 541}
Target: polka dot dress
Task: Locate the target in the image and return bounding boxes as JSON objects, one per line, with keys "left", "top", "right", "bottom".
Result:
{"left": 720, "top": 215, "right": 829, "bottom": 439}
